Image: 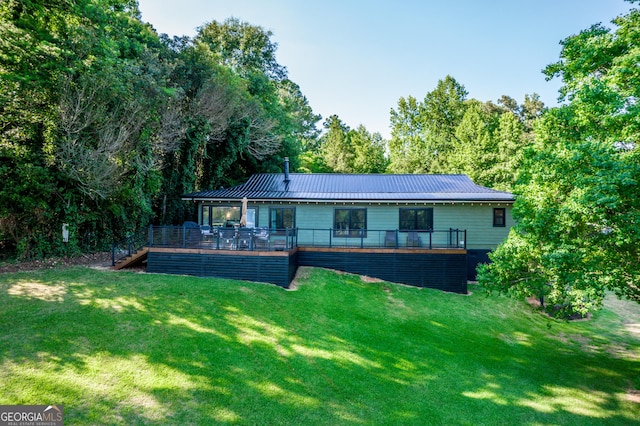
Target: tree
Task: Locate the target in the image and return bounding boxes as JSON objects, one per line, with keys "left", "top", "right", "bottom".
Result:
{"left": 320, "top": 115, "right": 352, "bottom": 173}
{"left": 349, "top": 125, "right": 389, "bottom": 174}
{"left": 195, "top": 17, "right": 286, "bottom": 81}
{"left": 0, "top": 0, "right": 173, "bottom": 257}
{"left": 388, "top": 76, "right": 468, "bottom": 173}
{"left": 450, "top": 101, "right": 495, "bottom": 185}
{"left": 478, "top": 4, "right": 640, "bottom": 316}
{"left": 274, "top": 79, "right": 322, "bottom": 172}
{"left": 521, "top": 93, "right": 545, "bottom": 134}
{"left": 158, "top": 19, "right": 320, "bottom": 223}
{"left": 388, "top": 96, "right": 425, "bottom": 173}
{"left": 489, "top": 111, "right": 526, "bottom": 191}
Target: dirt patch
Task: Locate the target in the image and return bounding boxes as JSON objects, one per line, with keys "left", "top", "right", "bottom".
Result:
{"left": 627, "top": 389, "right": 640, "bottom": 404}
{"left": 361, "top": 275, "right": 384, "bottom": 284}
{"left": 526, "top": 296, "right": 591, "bottom": 321}
{"left": 0, "top": 252, "right": 114, "bottom": 274}
{"left": 287, "top": 266, "right": 312, "bottom": 290}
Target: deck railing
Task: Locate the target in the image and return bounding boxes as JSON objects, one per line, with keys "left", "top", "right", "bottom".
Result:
{"left": 111, "top": 227, "right": 151, "bottom": 266}
{"left": 143, "top": 225, "right": 466, "bottom": 252}
{"left": 296, "top": 228, "right": 466, "bottom": 249}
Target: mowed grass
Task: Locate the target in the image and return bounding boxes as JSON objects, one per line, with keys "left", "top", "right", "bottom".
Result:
{"left": 0, "top": 266, "right": 638, "bottom": 425}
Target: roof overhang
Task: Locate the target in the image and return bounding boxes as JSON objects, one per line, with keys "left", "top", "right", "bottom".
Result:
{"left": 181, "top": 196, "right": 515, "bottom": 205}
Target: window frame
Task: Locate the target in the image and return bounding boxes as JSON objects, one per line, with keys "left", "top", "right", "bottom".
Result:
{"left": 399, "top": 208, "right": 433, "bottom": 231}
{"left": 269, "top": 207, "right": 296, "bottom": 234}
{"left": 493, "top": 208, "right": 506, "bottom": 227}
{"left": 333, "top": 208, "right": 367, "bottom": 238}
{"left": 201, "top": 204, "right": 242, "bottom": 228}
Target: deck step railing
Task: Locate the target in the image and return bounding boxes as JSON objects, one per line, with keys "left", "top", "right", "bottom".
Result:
{"left": 111, "top": 226, "right": 152, "bottom": 266}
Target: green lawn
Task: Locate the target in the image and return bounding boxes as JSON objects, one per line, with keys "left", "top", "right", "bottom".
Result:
{"left": 0, "top": 266, "right": 638, "bottom": 425}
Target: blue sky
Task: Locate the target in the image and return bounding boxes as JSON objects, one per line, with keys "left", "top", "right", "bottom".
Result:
{"left": 137, "top": 0, "right": 633, "bottom": 139}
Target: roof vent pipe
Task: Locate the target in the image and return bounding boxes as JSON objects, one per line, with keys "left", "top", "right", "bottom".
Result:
{"left": 283, "top": 157, "right": 290, "bottom": 183}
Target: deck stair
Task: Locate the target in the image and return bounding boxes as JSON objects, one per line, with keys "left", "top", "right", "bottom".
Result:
{"left": 113, "top": 247, "right": 148, "bottom": 270}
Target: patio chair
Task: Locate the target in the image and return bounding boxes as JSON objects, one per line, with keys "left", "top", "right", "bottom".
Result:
{"left": 200, "top": 225, "right": 213, "bottom": 242}
{"left": 407, "top": 231, "right": 422, "bottom": 247}
{"left": 385, "top": 230, "right": 397, "bottom": 247}
{"left": 237, "top": 228, "right": 253, "bottom": 250}
{"left": 218, "top": 228, "right": 236, "bottom": 250}
{"left": 253, "top": 227, "right": 270, "bottom": 250}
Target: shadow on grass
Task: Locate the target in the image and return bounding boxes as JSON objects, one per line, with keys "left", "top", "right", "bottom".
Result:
{"left": 0, "top": 267, "right": 638, "bottom": 425}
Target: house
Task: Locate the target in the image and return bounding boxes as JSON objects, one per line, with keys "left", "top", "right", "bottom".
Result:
{"left": 145, "top": 161, "right": 514, "bottom": 293}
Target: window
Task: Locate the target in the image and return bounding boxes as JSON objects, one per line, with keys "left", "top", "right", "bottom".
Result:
{"left": 202, "top": 205, "right": 241, "bottom": 227}
{"left": 245, "top": 208, "right": 258, "bottom": 228}
{"left": 334, "top": 208, "right": 367, "bottom": 237}
{"left": 493, "top": 208, "right": 506, "bottom": 227}
{"left": 399, "top": 208, "right": 433, "bottom": 231}
{"left": 269, "top": 207, "right": 295, "bottom": 233}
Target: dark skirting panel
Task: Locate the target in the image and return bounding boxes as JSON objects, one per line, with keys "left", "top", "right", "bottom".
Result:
{"left": 297, "top": 248, "right": 468, "bottom": 294}
{"left": 147, "top": 247, "right": 467, "bottom": 294}
{"left": 147, "top": 248, "right": 297, "bottom": 288}
{"left": 466, "top": 249, "right": 491, "bottom": 281}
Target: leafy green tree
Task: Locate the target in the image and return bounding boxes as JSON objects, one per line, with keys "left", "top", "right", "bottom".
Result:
{"left": 489, "top": 111, "right": 526, "bottom": 191}
{"left": 521, "top": 93, "right": 545, "bottom": 134}
{"left": 388, "top": 76, "right": 468, "bottom": 173}
{"left": 0, "top": 0, "right": 172, "bottom": 256}
{"left": 195, "top": 17, "right": 286, "bottom": 81}
{"left": 497, "top": 95, "right": 520, "bottom": 116}
{"left": 349, "top": 125, "right": 389, "bottom": 174}
{"left": 431, "top": 95, "right": 530, "bottom": 191}
{"left": 0, "top": 4, "right": 320, "bottom": 256}
{"left": 158, "top": 19, "right": 320, "bottom": 222}
{"left": 420, "top": 75, "right": 469, "bottom": 173}
{"left": 388, "top": 96, "right": 425, "bottom": 173}
{"left": 320, "top": 115, "right": 353, "bottom": 173}
{"left": 274, "top": 79, "right": 322, "bottom": 171}
{"left": 450, "top": 101, "right": 495, "bottom": 184}
{"left": 478, "top": 4, "right": 640, "bottom": 316}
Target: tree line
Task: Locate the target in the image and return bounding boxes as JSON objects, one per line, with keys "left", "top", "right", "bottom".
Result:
{"left": 1, "top": 0, "right": 639, "bottom": 315}
{"left": 0, "top": 1, "right": 320, "bottom": 258}
{"left": 0, "top": 0, "right": 536, "bottom": 258}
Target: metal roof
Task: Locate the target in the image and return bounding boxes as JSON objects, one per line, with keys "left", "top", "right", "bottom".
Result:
{"left": 182, "top": 173, "right": 515, "bottom": 203}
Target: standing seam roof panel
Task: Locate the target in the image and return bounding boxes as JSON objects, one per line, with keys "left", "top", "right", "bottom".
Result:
{"left": 183, "top": 174, "right": 515, "bottom": 201}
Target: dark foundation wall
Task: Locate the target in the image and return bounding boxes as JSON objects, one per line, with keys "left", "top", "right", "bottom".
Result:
{"left": 146, "top": 247, "right": 469, "bottom": 294}
{"left": 297, "top": 248, "right": 468, "bottom": 294}
{"left": 147, "top": 248, "right": 297, "bottom": 288}
{"left": 467, "top": 249, "right": 491, "bottom": 281}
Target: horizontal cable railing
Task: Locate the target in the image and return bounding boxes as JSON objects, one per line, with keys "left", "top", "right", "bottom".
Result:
{"left": 296, "top": 228, "right": 466, "bottom": 249}
{"left": 148, "top": 226, "right": 297, "bottom": 251}
{"left": 141, "top": 225, "right": 466, "bottom": 252}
